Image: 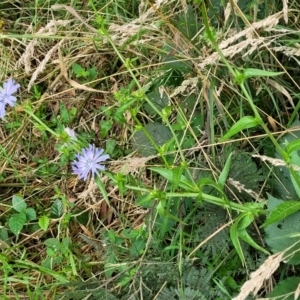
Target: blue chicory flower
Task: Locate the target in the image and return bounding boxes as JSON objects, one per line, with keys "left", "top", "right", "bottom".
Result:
{"left": 0, "top": 78, "right": 20, "bottom": 119}
{"left": 72, "top": 144, "right": 109, "bottom": 181}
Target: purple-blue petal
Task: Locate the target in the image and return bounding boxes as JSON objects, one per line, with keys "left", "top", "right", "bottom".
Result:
{"left": 1, "top": 94, "right": 17, "bottom": 107}
{"left": 71, "top": 144, "right": 109, "bottom": 181}
{"left": 3, "top": 78, "right": 20, "bottom": 95}
{"left": 0, "top": 103, "right": 6, "bottom": 119}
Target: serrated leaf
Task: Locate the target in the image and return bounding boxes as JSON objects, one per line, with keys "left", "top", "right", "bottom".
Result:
{"left": 265, "top": 195, "right": 300, "bottom": 264}
{"left": 288, "top": 151, "right": 300, "bottom": 198}
{"left": 38, "top": 216, "right": 50, "bottom": 231}
{"left": 273, "top": 120, "right": 300, "bottom": 200}
{"left": 133, "top": 123, "right": 172, "bottom": 156}
{"left": 50, "top": 199, "right": 63, "bottom": 218}
{"left": 12, "top": 195, "right": 26, "bottom": 212}
{"left": 262, "top": 201, "right": 300, "bottom": 228}
{"left": 219, "top": 116, "right": 260, "bottom": 142}
{"left": 144, "top": 89, "right": 169, "bottom": 115}
{"left": 9, "top": 212, "right": 26, "bottom": 236}
{"left": 267, "top": 277, "right": 300, "bottom": 299}
{"left": 25, "top": 208, "right": 37, "bottom": 221}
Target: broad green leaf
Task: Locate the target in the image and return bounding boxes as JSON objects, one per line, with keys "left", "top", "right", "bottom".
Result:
{"left": 262, "top": 201, "right": 300, "bottom": 228}
{"left": 273, "top": 120, "right": 300, "bottom": 200}
{"left": 12, "top": 195, "right": 26, "bottom": 212}
{"left": 9, "top": 212, "right": 26, "bottom": 236}
{"left": 265, "top": 195, "right": 300, "bottom": 264}
{"left": 267, "top": 277, "right": 300, "bottom": 299}
{"left": 288, "top": 153, "right": 300, "bottom": 198}
{"left": 25, "top": 208, "right": 37, "bottom": 221}
{"left": 144, "top": 90, "right": 169, "bottom": 115}
{"left": 219, "top": 116, "right": 260, "bottom": 142}
{"left": 39, "top": 216, "right": 50, "bottom": 231}
{"left": 50, "top": 199, "right": 63, "bottom": 218}
{"left": 243, "top": 68, "right": 284, "bottom": 79}
{"left": 218, "top": 152, "right": 232, "bottom": 189}
{"left": 150, "top": 167, "right": 198, "bottom": 192}
{"left": 133, "top": 123, "right": 172, "bottom": 156}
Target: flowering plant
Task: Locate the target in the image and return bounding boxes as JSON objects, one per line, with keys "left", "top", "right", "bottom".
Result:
{"left": 72, "top": 144, "right": 110, "bottom": 181}
{"left": 0, "top": 78, "right": 20, "bottom": 119}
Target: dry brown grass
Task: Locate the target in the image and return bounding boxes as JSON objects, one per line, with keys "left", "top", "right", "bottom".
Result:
{"left": 233, "top": 252, "right": 284, "bottom": 300}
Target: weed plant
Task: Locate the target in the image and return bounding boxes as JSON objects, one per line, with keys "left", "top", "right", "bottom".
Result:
{"left": 1, "top": 0, "right": 300, "bottom": 299}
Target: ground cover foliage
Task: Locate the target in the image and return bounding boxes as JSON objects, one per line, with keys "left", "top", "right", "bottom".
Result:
{"left": 1, "top": 0, "right": 300, "bottom": 299}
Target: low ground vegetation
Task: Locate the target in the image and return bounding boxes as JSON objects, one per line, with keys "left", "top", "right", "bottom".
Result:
{"left": 0, "top": 0, "right": 300, "bottom": 299}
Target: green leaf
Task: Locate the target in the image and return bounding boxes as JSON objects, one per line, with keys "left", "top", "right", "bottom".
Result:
{"left": 9, "top": 212, "right": 26, "bottom": 236}
{"left": 156, "top": 199, "right": 185, "bottom": 224}
{"left": 94, "top": 175, "right": 109, "bottom": 205}
{"left": 72, "top": 63, "right": 87, "bottom": 78}
{"left": 50, "top": 199, "right": 63, "bottom": 218}
{"left": 285, "top": 138, "right": 300, "bottom": 156}
{"left": 99, "top": 119, "right": 113, "bottom": 139}
{"left": 262, "top": 200, "right": 300, "bottom": 228}
{"left": 144, "top": 90, "right": 169, "bottom": 115}
{"left": 136, "top": 193, "right": 155, "bottom": 207}
{"left": 133, "top": 123, "right": 172, "bottom": 156}
{"left": 288, "top": 151, "right": 300, "bottom": 198}
{"left": 238, "top": 212, "right": 254, "bottom": 230}
{"left": 267, "top": 277, "right": 300, "bottom": 300}
{"left": 12, "top": 195, "right": 27, "bottom": 212}
{"left": 44, "top": 238, "right": 60, "bottom": 249}
{"left": 265, "top": 195, "right": 300, "bottom": 264}
{"left": 273, "top": 121, "right": 300, "bottom": 200}
{"left": 39, "top": 216, "right": 50, "bottom": 231}
{"left": 219, "top": 116, "right": 260, "bottom": 142}
{"left": 231, "top": 212, "right": 269, "bottom": 264}
{"left": 238, "top": 228, "right": 269, "bottom": 255}
{"left": 171, "top": 166, "right": 184, "bottom": 191}
{"left": 198, "top": 178, "right": 229, "bottom": 203}
{"left": 218, "top": 152, "right": 232, "bottom": 189}
{"left": 243, "top": 68, "right": 284, "bottom": 79}
{"left": 150, "top": 167, "right": 198, "bottom": 192}
{"left": 230, "top": 216, "right": 245, "bottom": 266}
{"left": 88, "top": 66, "right": 97, "bottom": 81}
{"left": 25, "top": 208, "right": 37, "bottom": 221}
